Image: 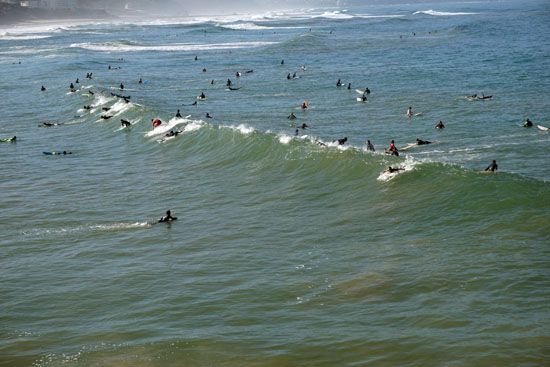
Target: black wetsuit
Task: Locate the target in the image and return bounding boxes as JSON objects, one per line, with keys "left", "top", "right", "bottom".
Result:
{"left": 485, "top": 162, "right": 498, "bottom": 172}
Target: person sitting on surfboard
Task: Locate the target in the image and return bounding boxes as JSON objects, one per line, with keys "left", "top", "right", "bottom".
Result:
{"left": 159, "top": 210, "right": 177, "bottom": 223}
{"left": 336, "top": 79, "right": 342, "bottom": 87}
{"left": 366, "top": 140, "right": 375, "bottom": 152}
{"left": 301, "top": 100, "right": 309, "bottom": 109}
{"left": 138, "top": 77, "right": 143, "bottom": 84}
{"left": 287, "top": 73, "right": 291, "bottom": 80}
{"left": 416, "top": 138, "right": 432, "bottom": 145}
{"left": 198, "top": 92, "right": 206, "bottom": 99}
{"left": 176, "top": 109, "right": 182, "bottom": 118}
{"left": 387, "top": 140, "right": 399, "bottom": 156}
{"left": 435, "top": 120, "right": 445, "bottom": 129}
{"left": 41, "top": 85, "right": 46, "bottom": 91}
{"left": 485, "top": 160, "right": 498, "bottom": 172}
{"left": 152, "top": 118, "right": 162, "bottom": 129}
{"left": 523, "top": 118, "right": 533, "bottom": 127}
{"left": 298, "top": 123, "right": 309, "bottom": 129}
{"left": 226, "top": 79, "right": 232, "bottom": 87}
{"left": 406, "top": 106, "right": 413, "bottom": 118}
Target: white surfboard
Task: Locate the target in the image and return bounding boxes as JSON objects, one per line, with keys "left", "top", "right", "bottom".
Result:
{"left": 537, "top": 125, "right": 549, "bottom": 131}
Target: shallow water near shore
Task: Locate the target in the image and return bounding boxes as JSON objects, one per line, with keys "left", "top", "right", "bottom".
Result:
{"left": 0, "top": 1, "right": 549, "bottom": 366}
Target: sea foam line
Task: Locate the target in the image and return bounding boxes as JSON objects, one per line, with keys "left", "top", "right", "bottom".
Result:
{"left": 70, "top": 41, "right": 277, "bottom": 52}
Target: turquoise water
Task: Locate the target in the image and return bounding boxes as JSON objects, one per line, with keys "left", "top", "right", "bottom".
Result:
{"left": 1, "top": 1, "right": 549, "bottom": 366}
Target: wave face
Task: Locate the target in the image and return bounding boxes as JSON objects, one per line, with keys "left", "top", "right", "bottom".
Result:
{"left": 1, "top": 1, "right": 549, "bottom": 367}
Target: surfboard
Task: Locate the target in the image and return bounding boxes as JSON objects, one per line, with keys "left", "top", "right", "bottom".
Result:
{"left": 356, "top": 97, "right": 367, "bottom": 102}
{"left": 414, "top": 112, "right": 423, "bottom": 117}
{"left": 0, "top": 137, "right": 16, "bottom": 143}
{"left": 537, "top": 125, "right": 549, "bottom": 131}
{"left": 355, "top": 89, "right": 365, "bottom": 94}
{"left": 399, "top": 143, "right": 418, "bottom": 151}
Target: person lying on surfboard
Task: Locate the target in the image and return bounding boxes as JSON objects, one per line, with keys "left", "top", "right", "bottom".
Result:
{"left": 416, "top": 138, "right": 432, "bottom": 145}
{"left": 385, "top": 166, "right": 404, "bottom": 173}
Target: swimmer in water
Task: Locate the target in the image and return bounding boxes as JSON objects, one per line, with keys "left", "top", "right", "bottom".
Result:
{"left": 435, "top": 120, "right": 445, "bottom": 129}
{"left": 366, "top": 140, "right": 375, "bottom": 152}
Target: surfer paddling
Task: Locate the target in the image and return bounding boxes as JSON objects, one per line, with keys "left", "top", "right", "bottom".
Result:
{"left": 484, "top": 160, "right": 498, "bottom": 172}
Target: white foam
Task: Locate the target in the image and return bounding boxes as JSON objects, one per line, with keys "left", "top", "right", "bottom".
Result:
{"left": 70, "top": 41, "right": 277, "bottom": 52}
{"left": 223, "top": 124, "right": 255, "bottom": 135}
{"left": 377, "top": 157, "right": 417, "bottom": 182}
{"left": 91, "top": 95, "right": 114, "bottom": 108}
{"left": 220, "top": 22, "right": 272, "bottom": 30}
{"left": 109, "top": 100, "right": 134, "bottom": 116}
{"left": 413, "top": 10, "right": 478, "bottom": 16}
{"left": 314, "top": 11, "right": 354, "bottom": 19}
{"left": 278, "top": 134, "right": 293, "bottom": 144}
{"left": 0, "top": 34, "right": 51, "bottom": 40}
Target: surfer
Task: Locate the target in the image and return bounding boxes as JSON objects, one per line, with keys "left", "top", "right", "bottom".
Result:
{"left": 288, "top": 112, "right": 297, "bottom": 120}
{"left": 359, "top": 94, "right": 367, "bottom": 102}
{"left": 226, "top": 79, "right": 232, "bottom": 87}
{"left": 416, "top": 138, "right": 432, "bottom": 145}
{"left": 523, "top": 118, "right": 533, "bottom": 127}
{"left": 194, "top": 55, "right": 198, "bottom": 61}
{"left": 292, "top": 72, "right": 297, "bottom": 79}
{"left": 387, "top": 139, "right": 399, "bottom": 156}
{"left": 365, "top": 87, "right": 371, "bottom": 95}
{"left": 176, "top": 109, "right": 182, "bottom": 118}
{"left": 301, "top": 100, "right": 309, "bottom": 109}
{"left": 152, "top": 118, "right": 162, "bottom": 129}
{"left": 336, "top": 79, "right": 342, "bottom": 87}
{"left": 165, "top": 130, "right": 179, "bottom": 137}
{"left": 121, "top": 119, "right": 131, "bottom": 127}
{"left": 191, "top": 101, "right": 197, "bottom": 106}
{"left": 69, "top": 82, "right": 74, "bottom": 90}
{"left": 138, "top": 77, "right": 143, "bottom": 84}
{"left": 75, "top": 78, "right": 79, "bottom": 84}
{"left": 159, "top": 210, "right": 177, "bottom": 223}
{"left": 287, "top": 73, "right": 291, "bottom": 80}
{"left": 295, "top": 128, "right": 299, "bottom": 136}
{"left": 198, "top": 92, "right": 206, "bottom": 100}
{"left": 206, "top": 113, "right": 212, "bottom": 119}
{"left": 41, "top": 85, "right": 46, "bottom": 91}
{"left": 477, "top": 94, "right": 492, "bottom": 100}
{"left": 347, "top": 83, "right": 351, "bottom": 90}
{"left": 406, "top": 106, "right": 413, "bottom": 118}
{"left": 366, "top": 140, "right": 375, "bottom": 152}
{"left": 100, "top": 115, "right": 112, "bottom": 120}
{"left": 120, "top": 83, "right": 124, "bottom": 90}
{"left": 335, "top": 137, "right": 348, "bottom": 145}
{"left": 281, "top": 59, "right": 284, "bottom": 65}
{"left": 385, "top": 166, "right": 404, "bottom": 173}
{"left": 485, "top": 160, "right": 498, "bottom": 172}
{"left": 83, "top": 105, "right": 91, "bottom": 110}
{"left": 235, "top": 71, "right": 241, "bottom": 78}
{"left": 435, "top": 120, "right": 445, "bottom": 129}
{"left": 210, "top": 79, "right": 215, "bottom": 85}
{"left": 297, "top": 123, "right": 309, "bottom": 129}
{"left": 202, "top": 68, "right": 207, "bottom": 72}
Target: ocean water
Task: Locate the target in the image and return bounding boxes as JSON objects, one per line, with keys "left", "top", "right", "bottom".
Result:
{"left": 1, "top": 1, "right": 549, "bottom": 366}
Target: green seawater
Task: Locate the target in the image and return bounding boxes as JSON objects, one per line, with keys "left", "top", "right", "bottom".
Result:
{"left": 0, "top": 1, "right": 549, "bottom": 366}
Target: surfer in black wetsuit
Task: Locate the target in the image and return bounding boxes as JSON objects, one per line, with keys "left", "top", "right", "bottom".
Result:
{"left": 485, "top": 160, "right": 498, "bottom": 172}
{"left": 69, "top": 83, "right": 75, "bottom": 90}
{"left": 120, "top": 83, "right": 124, "bottom": 90}
{"left": 226, "top": 79, "right": 232, "bottom": 87}
{"left": 435, "top": 120, "right": 445, "bottom": 129}
{"left": 385, "top": 166, "right": 404, "bottom": 173}
{"left": 347, "top": 82, "right": 351, "bottom": 90}
{"left": 176, "top": 109, "right": 182, "bottom": 118}
{"left": 336, "top": 79, "right": 342, "bottom": 87}
{"left": 41, "top": 85, "right": 46, "bottom": 91}
{"left": 159, "top": 210, "right": 177, "bottom": 223}
{"left": 199, "top": 92, "right": 206, "bottom": 99}
{"left": 138, "top": 77, "right": 143, "bottom": 84}
{"left": 366, "top": 140, "right": 375, "bottom": 152}
{"left": 416, "top": 138, "right": 432, "bottom": 145}
{"left": 523, "top": 118, "right": 533, "bottom": 127}
{"left": 83, "top": 105, "right": 91, "bottom": 110}
{"left": 206, "top": 113, "right": 212, "bottom": 119}
{"left": 335, "top": 137, "right": 347, "bottom": 145}
{"left": 121, "top": 119, "right": 131, "bottom": 127}
{"left": 298, "top": 123, "right": 309, "bottom": 129}
{"left": 288, "top": 112, "right": 296, "bottom": 120}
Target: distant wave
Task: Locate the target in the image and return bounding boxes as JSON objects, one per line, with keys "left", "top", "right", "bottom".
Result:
{"left": 70, "top": 41, "right": 277, "bottom": 52}
{"left": 414, "top": 10, "right": 478, "bottom": 16}
{"left": 0, "top": 33, "right": 51, "bottom": 41}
